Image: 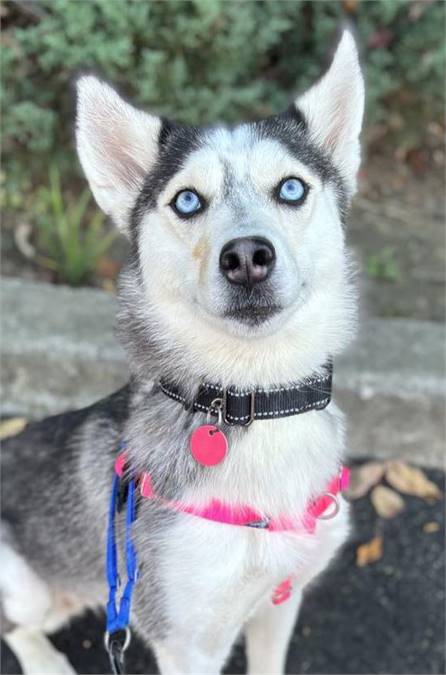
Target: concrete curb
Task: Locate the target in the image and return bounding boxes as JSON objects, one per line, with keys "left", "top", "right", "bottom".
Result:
{"left": 1, "top": 278, "right": 444, "bottom": 467}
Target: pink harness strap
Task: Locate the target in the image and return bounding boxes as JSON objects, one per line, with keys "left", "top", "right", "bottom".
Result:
{"left": 115, "top": 455, "right": 349, "bottom": 533}
{"left": 114, "top": 454, "right": 350, "bottom": 605}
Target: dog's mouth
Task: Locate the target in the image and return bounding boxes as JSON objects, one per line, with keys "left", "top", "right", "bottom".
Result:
{"left": 220, "top": 284, "right": 282, "bottom": 326}
{"left": 223, "top": 302, "right": 281, "bottom": 326}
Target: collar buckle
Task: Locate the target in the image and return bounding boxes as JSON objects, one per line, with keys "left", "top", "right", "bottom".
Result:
{"left": 223, "top": 388, "right": 256, "bottom": 427}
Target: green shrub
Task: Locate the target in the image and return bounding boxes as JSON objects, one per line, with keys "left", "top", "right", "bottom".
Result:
{"left": 366, "top": 247, "right": 400, "bottom": 283}
{"left": 2, "top": 0, "right": 445, "bottom": 208}
{"left": 33, "top": 164, "right": 116, "bottom": 286}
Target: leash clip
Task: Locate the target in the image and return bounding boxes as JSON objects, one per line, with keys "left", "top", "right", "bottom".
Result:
{"left": 104, "top": 627, "right": 131, "bottom": 653}
{"left": 104, "top": 628, "right": 131, "bottom": 675}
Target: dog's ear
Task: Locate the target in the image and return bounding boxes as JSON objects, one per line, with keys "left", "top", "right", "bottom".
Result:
{"left": 76, "top": 76, "right": 161, "bottom": 231}
{"left": 295, "top": 30, "right": 364, "bottom": 195}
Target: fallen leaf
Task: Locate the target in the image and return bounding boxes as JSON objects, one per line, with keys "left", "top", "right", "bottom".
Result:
{"left": 100, "top": 279, "right": 117, "bottom": 294}
{"left": 345, "top": 462, "right": 385, "bottom": 500}
{"left": 371, "top": 485, "right": 405, "bottom": 519}
{"left": 386, "top": 461, "right": 442, "bottom": 500}
{"left": 342, "top": 0, "right": 359, "bottom": 12}
{"left": 423, "top": 522, "right": 440, "bottom": 534}
{"left": 356, "top": 536, "right": 383, "bottom": 567}
{"left": 0, "top": 417, "right": 27, "bottom": 440}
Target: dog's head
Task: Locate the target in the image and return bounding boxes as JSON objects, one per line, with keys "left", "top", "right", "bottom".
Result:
{"left": 76, "top": 31, "right": 364, "bottom": 383}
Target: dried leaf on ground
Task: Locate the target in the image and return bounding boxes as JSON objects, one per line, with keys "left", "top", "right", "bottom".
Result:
{"left": 0, "top": 417, "right": 27, "bottom": 440}
{"left": 100, "top": 279, "right": 117, "bottom": 294}
{"left": 386, "top": 461, "right": 442, "bottom": 500}
{"left": 346, "top": 462, "right": 385, "bottom": 500}
{"left": 423, "top": 522, "right": 440, "bottom": 534}
{"left": 356, "top": 535, "right": 383, "bottom": 567}
{"left": 371, "top": 485, "right": 405, "bottom": 519}
{"left": 342, "top": 0, "right": 359, "bottom": 13}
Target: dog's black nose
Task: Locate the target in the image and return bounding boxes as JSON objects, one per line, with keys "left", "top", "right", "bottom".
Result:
{"left": 219, "top": 237, "right": 276, "bottom": 288}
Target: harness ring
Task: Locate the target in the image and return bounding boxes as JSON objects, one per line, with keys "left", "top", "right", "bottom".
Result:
{"left": 316, "top": 492, "right": 340, "bottom": 520}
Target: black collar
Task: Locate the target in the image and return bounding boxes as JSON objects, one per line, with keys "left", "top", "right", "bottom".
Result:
{"left": 159, "top": 362, "right": 332, "bottom": 427}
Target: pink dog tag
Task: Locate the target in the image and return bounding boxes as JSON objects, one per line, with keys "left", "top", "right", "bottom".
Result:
{"left": 190, "top": 425, "right": 228, "bottom": 467}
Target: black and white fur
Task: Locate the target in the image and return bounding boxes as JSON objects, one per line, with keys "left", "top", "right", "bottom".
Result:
{"left": 1, "top": 31, "right": 364, "bottom": 674}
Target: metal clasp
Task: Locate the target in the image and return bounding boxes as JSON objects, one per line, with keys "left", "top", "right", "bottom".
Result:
{"left": 223, "top": 389, "right": 256, "bottom": 426}
{"left": 206, "top": 398, "right": 224, "bottom": 426}
{"left": 316, "top": 492, "right": 340, "bottom": 520}
{"left": 104, "top": 627, "right": 131, "bottom": 674}
{"left": 246, "top": 517, "right": 271, "bottom": 529}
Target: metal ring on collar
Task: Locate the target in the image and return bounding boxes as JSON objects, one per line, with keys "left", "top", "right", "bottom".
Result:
{"left": 206, "top": 398, "right": 224, "bottom": 426}
{"left": 316, "top": 492, "right": 340, "bottom": 520}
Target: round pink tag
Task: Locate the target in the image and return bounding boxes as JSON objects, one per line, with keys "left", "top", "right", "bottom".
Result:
{"left": 189, "top": 424, "right": 228, "bottom": 467}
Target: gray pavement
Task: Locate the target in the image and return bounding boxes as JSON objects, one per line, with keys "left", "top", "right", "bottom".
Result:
{"left": 1, "top": 278, "right": 445, "bottom": 467}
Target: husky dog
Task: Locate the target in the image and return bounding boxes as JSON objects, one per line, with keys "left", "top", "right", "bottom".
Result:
{"left": 1, "top": 30, "right": 364, "bottom": 675}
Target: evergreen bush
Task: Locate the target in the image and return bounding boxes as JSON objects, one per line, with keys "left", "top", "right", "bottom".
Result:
{"left": 2, "top": 0, "right": 444, "bottom": 200}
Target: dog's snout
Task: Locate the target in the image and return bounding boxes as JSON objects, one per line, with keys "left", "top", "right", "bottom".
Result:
{"left": 219, "top": 237, "right": 276, "bottom": 288}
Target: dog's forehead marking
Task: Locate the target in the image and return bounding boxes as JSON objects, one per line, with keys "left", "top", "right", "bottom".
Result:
{"left": 177, "top": 127, "right": 321, "bottom": 199}
{"left": 132, "top": 111, "right": 348, "bottom": 242}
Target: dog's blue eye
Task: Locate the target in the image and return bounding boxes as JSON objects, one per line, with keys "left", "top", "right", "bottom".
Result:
{"left": 173, "top": 190, "right": 202, "bottom": 216}
{"left": 278, "top": 177, "right": 306, "bottom": 203}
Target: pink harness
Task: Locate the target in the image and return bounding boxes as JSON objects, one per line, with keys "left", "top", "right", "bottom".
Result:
{"left": 115, "top": 453, "right": 350, "bottom": 604}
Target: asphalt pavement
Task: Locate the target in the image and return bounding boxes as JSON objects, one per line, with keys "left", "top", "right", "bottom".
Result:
{"left": 2, "top": 465, "right": 444, "bottom": 675}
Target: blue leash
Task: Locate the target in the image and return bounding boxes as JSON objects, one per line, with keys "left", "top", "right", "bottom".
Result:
{"left": 105, "top": 464, "right": 138, "bottom": 674}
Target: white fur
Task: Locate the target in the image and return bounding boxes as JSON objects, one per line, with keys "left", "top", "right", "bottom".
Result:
{"left": 4, "top": 629, "right": 76, "bottom": 675}
{"left": 0, "top": 543, "right": 52, "bottom": 629}
{"left": 135, "top": 129, "right": 356, "bottom": 388}
{"left": 296, "top": 30, "right": 365, "bottom": 195}
{"left": 76, "top": 76, "right": 161, "bottom": 230}
{"left": 148, "top": 506, "right": 349, "bottom": 674}
{"left": 147, "top": 409, "right": 350, "bottom": 674}
{"left": 0, "top": 542, "right": 77, "bottom": 674}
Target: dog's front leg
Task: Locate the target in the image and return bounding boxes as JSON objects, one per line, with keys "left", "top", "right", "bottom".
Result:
{"left": 152, "top": 633, "right": 237, "bottom": 675}
{"left": 245, "top": 589, "right": 302, "bottom": 675}
{"left": 4, "top": 628, "right": 76, "bottom": 675}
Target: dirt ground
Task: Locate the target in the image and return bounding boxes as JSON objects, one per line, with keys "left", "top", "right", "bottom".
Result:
{"left": 350, "top": 155, "right": 444, "bottom": 322}
{"left": 2, "top": 156, "right": 444, "bottom": 323}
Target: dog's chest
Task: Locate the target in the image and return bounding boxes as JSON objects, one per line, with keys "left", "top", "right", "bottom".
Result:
{"left": 192, "top": 406, "right": 344, "bottom": 514}
{"left": 133, "top": 408, "right": 348, "bottom": 636}
{"left": 147, "top": 495, "right": 349, "bottom": 644}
